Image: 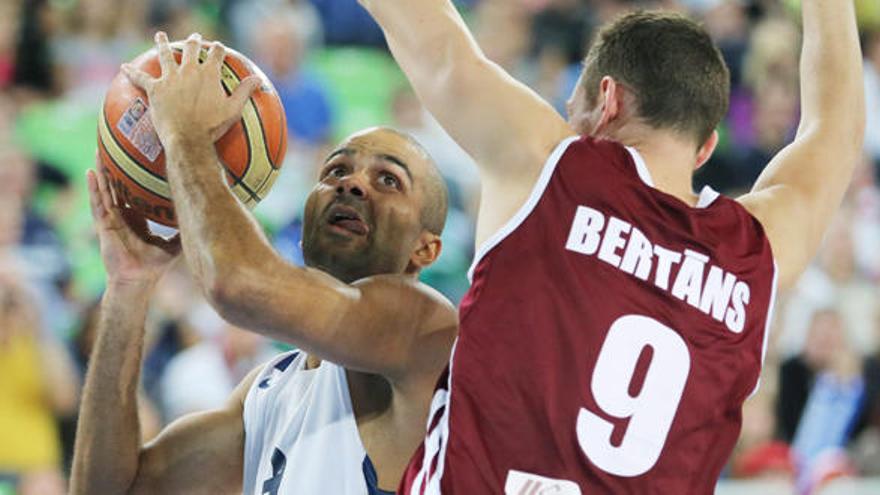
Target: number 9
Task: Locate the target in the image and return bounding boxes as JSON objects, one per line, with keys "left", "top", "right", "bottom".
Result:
{"left": 576, "top": 315, "right": 690, "bottom": 477}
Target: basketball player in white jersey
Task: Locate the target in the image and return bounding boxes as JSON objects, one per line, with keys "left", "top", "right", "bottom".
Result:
{"left": 70, "top": 39, "right": 457, "bottom": 493}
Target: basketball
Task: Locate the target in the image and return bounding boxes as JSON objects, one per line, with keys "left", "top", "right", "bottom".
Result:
{"left": 97, "top": 42, "right": 287, "bottom": 229}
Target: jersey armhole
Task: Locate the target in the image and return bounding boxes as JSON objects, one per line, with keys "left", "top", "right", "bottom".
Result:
{"left": 748, "top": 261, "right": 779, "bottom": 399}
{"left": 467, "top": 136, "right": 580, "bottom": 282}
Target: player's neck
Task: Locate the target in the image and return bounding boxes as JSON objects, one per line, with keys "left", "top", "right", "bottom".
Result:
{"left": 614, "top": 128, "right": 700, "bottom": 207}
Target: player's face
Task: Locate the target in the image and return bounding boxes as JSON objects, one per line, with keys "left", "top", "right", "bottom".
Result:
{"left": 301, "top": 129, "right": 431, "bottom": 283}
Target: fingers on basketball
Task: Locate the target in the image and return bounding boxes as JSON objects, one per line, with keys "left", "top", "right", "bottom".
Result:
{"left": 86, "top": 170, "right": 107, "bottom": 223}
{"left": 206, "top": 41, "right": 226, "bottom": 69}
{"left": 154, "top": 31, "right": 176, "bottom": 75}
{"left": 230, "top": 76, "right": 261, "bottom": 114}
{"left": 181, "top": 33, "right": 202, "bottom": 68}
{"left": 93, "top": 168, "right": 126, "bottom": 230}
{"left": 121, "top": 64, "right": 153, "bottom": 91}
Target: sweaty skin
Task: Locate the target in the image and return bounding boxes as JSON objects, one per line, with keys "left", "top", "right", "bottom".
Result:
{"left": 70, "top": 34, "right": 457, "bottom": 494}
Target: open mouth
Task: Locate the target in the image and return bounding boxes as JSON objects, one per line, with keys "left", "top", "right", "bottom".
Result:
{"left": 326, "top": 204, "right": 370, "bottom": 236}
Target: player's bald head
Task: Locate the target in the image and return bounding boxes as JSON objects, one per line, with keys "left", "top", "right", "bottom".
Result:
{"left": 343, "top": 126, "right": 448, "bottom": 236}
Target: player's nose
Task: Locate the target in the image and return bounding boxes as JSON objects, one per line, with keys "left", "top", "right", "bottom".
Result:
{"left": 335, "top": 174, "right": 368, "bottom": 200}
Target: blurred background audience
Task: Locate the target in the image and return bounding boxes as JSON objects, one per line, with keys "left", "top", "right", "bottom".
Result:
{"left": 0, "top": 0, "right": 878, "bottom": 493}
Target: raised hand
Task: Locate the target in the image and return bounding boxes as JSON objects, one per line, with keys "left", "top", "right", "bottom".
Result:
{"left": 87, "top": 167, "right": 180, "bottom": 286}
{"left": 122, "top": 32, "right": 261, "bottom": 146}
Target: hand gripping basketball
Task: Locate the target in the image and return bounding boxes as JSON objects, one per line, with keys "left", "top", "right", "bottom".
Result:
{"left": 87, "top": 166, "right": 180, "bottom": 286}
{"left": 122, "top": 32, "right": 261, "bottom": 145}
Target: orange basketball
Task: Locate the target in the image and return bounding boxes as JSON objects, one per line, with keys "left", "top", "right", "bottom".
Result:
{"left": 98, "top": 42, "right": 287, "bottom": 229}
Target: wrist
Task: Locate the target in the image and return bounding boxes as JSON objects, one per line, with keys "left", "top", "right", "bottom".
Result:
{"left": 162, "top": 131, "right": 214, "bottom": 158}
{"left": 105, "top": 276, "right": 160, "bottom": 295}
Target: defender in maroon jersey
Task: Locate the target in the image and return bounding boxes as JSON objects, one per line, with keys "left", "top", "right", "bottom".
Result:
{"left": 358, "top": 1, "right": 864, "bottom": 493}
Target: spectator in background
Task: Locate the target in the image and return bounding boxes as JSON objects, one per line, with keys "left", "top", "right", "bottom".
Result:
{"left": 251, "top": 9, "right": 333, "bottom": 146}
{"left": 700, "top": 15, "right": 801, "bottom": 193}
{"left": 732, "top": 389, "right": 794, "bottom": 480}
{"left": 524, "top": 0, "right": 595, "bottom": 112}
{"left": 0, "top": 271, "right": 78, "bottom": 494}
{"left": 778, "top": 215, "right": 880, "bottom": 358}
{"left": 848, "top": 154, "right": 880, "bottom": 281}
{"left": 0, "top": 139, "right": 73, "bottom": 335}
{"left": 50, "top": 0, "right": 147, "bottom": 101}
{"left": 159, "top": 311, "right": 275, "bottom": 420}
{"left": 786, "top": 309, "right": 872, "bottom": 491}
{"left": 308, "top": 0, "right": 385, "bottom": 46}
{"left": 473, "top": 0, "right": 531, "bottom": 73}
{"left": 777, "top": 308, "right": 880, "bottom": 461}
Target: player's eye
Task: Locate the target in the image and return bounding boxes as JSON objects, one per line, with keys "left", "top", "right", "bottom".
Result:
{"left": 324, "top": 165, "right": 347, "bottom": 179}
{"left": 380, "top": 173, "right": 400, "bottom": 190}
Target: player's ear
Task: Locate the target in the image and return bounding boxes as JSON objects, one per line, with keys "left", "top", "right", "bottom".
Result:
{"left": 593, "top": 76, "right": 621, "bottom": 134}
{"left": 695, "top": 130, "right": 720, "bottom": 170}
{"left": 408, "top": 232, "right": 442, "bottom": 271}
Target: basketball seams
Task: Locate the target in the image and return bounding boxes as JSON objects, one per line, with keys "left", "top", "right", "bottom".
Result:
{"left": 217, "top": 54, "right": 279, "bottom": 203}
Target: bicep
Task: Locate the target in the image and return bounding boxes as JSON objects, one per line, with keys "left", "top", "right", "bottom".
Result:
{"left": 129, "top": 368, "right": 260, "bottom": 495}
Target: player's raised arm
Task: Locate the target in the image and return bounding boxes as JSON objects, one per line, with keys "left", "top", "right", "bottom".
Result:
{"left": 739, "top": 0, "right": 864, "bottom": 289}
{"left": 71, "top": 170, "right": 249, "bottom": 495}
{"left": 358, "top": 1, "right": 573, "bottom": 230}
{"left": 122, "top": 33, "right": 457, "bottom": 382}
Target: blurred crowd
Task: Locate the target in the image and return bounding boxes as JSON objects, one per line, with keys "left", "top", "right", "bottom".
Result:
{"left": 0, "top": 0, "right": 878, "bottom": 493}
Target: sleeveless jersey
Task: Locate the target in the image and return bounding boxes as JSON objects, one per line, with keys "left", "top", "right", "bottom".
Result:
{"left": 242, "top": 351, "right": 393, "bottom": 495}
{"left": 401, "top": 136, "right": 778, "bottom": 494}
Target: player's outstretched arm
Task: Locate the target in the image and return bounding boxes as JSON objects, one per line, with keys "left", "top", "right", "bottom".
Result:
{"left": 739, "top": 0, "right": 864, "bottom": 289}
{"left": 358, "top": 0, "right": 573, "bottom": 242}
{"left": 123, "top": 33, "right": 458, "bottom": 382}
{"left": 71, "top": 171, "right": 248, "bottom": 495}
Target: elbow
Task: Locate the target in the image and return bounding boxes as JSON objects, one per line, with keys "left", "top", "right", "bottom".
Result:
{"left": 205, "top": 276, "right": 246, "bottom": 325}
{"left": 203, "top": 264, "right": 253, "bottom": 327}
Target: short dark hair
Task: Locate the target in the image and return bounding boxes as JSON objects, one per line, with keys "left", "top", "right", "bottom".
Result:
{"left": 582, "top": 11, "right": 730, "bottom": 144}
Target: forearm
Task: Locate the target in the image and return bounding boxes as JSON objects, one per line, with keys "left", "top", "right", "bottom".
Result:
{"left": 70, "top": 281, "right": 154, "bottom": 495}
{"left": 799, "top": 0, "right": 864, "bottom": 133}
{"left": 163, "top": 136, "right": 272, "bottom": 296}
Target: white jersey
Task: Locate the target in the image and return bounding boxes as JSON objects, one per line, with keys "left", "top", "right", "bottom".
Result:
{"left": 242, "top": 351, "right": 394, "bottom": 495}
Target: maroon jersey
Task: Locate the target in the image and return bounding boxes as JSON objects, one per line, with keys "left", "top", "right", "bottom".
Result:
{"left": 401, "top": 136, "right": 777, "bottom": 494}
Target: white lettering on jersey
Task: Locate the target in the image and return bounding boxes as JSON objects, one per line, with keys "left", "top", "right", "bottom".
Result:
{"left": 725, "top": 281, "right": 750, "bottom": 334}
{"left": 652, "top": 245, "right": 681, "bottom": 291}
{"left": 597, "top": 216, "right": 631, "bottom": 267}
{"left": 565, "top": 206, "right": 751, "bottom": 333}
{"left": 671, "top": 250, "right": 707, "bottom": 307}
{"left": 619, "top": 226, "right": 653, "bottom": 280}
{"left": 565, "top": 206, "right": 605, "bottom": 255}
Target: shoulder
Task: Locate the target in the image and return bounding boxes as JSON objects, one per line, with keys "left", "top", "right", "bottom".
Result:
{"left": 351, "top": 275, "right": 456, "bottom": 317}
